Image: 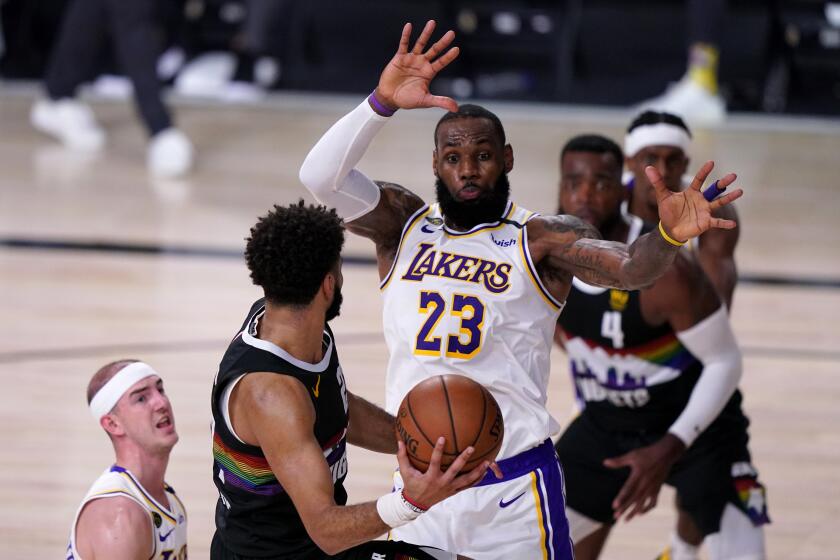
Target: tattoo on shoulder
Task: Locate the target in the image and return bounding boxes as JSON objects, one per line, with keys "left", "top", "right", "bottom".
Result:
{"left": 375, "top": 181, "right": 425, "bottom": 218}
{"left": 539, "top": 214, "right": 602, "bottom": 240}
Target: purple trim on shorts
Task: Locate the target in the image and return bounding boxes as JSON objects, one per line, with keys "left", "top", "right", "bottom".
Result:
{"left": 368, "top": 91, "right": 397, "bottom": 117}
{"left": 476, "top": 439, "right": 556, "bottom": 486}
{"left": 539, "top": 463, "right": 574, "bottom": 559}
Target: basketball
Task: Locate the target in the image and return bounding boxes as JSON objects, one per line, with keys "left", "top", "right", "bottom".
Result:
{"left": 395, "top": 374, "right": 504, "bottom": 472}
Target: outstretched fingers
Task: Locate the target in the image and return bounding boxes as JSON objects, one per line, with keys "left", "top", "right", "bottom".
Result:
{"left": 397, "top": 23, "right": 412, "bottom": 54}
{"left": 687, "top": 160, "right": 716, "bottom": 191}
{"left": 424, "top": 29, "right": 456, "bottom": 61}
{"left": 644, "top": 165, "right": 671, "bottom": 204}
{"left": 425, "top": 94, "right": 459, "bottom": 113}
{"left": 709, "top": 217, "right": 738, "bottom": 230}
{"left": 430, "top": 44, "right": 460, "bottom": 74}
{"left": 715, "top": 172, "right": 737, "bottom": 190}
{"left": 411, "top": 20, "right": 437, "bottom": 54}
{"left": 710, "top": 188, "right": 744, "bottom": 211}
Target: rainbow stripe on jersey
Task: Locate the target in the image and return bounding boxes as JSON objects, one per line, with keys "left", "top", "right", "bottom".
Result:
{"left": 213, "top": 432, "right": 284, "bottom": 496}
{"left": 567, "top": 329, "right": 696, "bottom": 371}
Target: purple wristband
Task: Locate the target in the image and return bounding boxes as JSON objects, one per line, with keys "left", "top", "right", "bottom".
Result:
{"left": 702, "top": 180, "right": 725, "bottom": 202}
{"left": 368, "top": 91, "right": 397, "bottom": 117}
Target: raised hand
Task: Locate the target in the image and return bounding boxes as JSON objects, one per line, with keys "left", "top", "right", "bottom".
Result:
{"left": 649, "top": 161, "right": 743, "bottom": 243}
{"left": 375, "top": 20, "right": 460, "bottom": 113}
{"left": 397, "top": 437, "right": 491, "bottom": 510}
{"left": 603, "top": 434, "right": 685, "bottom": 522}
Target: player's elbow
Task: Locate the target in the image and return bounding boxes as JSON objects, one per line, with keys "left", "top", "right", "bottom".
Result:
{"left": 309, "top": 531, "right": 346, "bottom": 556}
{"left": 301, "top": 511, "right": 350, "bottom": 556}
{"left": 299, "top": 153, "right": 337, "bottom": 198}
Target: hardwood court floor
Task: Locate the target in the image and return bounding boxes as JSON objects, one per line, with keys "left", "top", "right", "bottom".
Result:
{"left": 1, "top": 89, "right": 839, "bottom": 558}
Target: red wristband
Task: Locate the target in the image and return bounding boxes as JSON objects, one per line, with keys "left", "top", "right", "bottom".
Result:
{"left": 400, "top": 490, "right": 429, "bottom": 512}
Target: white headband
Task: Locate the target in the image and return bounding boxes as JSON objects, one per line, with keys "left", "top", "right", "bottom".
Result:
{"left": 624, "top": 123, "right": 691, "bottom": 157}
{"left": 89, "top": 362, "right": 159, "bottom": 421}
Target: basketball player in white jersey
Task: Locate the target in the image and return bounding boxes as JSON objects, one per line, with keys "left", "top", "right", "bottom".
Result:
{"left": 299, "top": 20, "right": 742, "bottom": 560}
{"left": 624, "top": 110, "right": 739, "bottom": 308}
{"left": 67, "top": 360, "right": 187, "bottom": 560}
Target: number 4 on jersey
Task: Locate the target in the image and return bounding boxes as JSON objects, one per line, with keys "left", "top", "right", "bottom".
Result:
{"left": 601, "top": 310, "right": 625, "bottom": 348}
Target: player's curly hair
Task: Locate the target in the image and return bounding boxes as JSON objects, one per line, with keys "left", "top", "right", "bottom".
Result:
{"left": 245, "top": 200, "right": 344, "bottom": 305}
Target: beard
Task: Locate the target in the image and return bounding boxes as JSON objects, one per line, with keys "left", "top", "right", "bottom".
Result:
{"left": 325, "top": 285, "right": 343, "bottom": 322}
{"left": 435, "top": 173, "right": 511, "bottom": 230}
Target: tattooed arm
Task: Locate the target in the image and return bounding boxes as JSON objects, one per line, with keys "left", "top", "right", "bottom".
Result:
{"left": 344, "top": 182, "right": 425, "bottom": 280}
{"left": 527, "top": 215, "right": 682, "bottom": 291}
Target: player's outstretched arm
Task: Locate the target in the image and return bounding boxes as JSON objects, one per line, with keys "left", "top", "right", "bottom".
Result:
{"left": 299, "top": 20, "right": 459, "bottom": 276}
{"left": 75, "top": 496, "right": 154, "bottom": 560}
{"left": 232, "top": 373, "right": 487, "bottom": 556}
{"left": 531, "top": 165, "right": 740, "bottom": 290}
{"left": 528, "top": 214, "right": 681, "bottom": 290}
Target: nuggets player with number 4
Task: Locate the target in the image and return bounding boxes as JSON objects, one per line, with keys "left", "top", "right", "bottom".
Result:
{"left": 554, "top": 135, "right": 768, "bottom": 560}
{"left": 299, "top": 20, "right": 743, "bottom": 560}
{"left": 67, "top": 360, "right": 187, "bottom": 560}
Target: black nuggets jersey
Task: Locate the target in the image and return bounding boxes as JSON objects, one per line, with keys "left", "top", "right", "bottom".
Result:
{"left": 558, "top": 218, "right": 713, "bottom": 433}
{"left": 211, "top": 299, "right": 349, "bottom": 558}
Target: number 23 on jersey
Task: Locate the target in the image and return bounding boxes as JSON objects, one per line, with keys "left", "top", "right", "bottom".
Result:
{"left": 414, "top": 290, "right": 485, "bottom": 359}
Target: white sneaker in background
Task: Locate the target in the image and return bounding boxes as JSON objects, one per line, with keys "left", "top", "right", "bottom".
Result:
{"left": 638, "top": 78, "right": 726, "bottom": 126}
{"left": 158, "top": 46, "right": 186, "bottom": 83}
{"left": 91, "top": 75, "right": 133, "bottom": 99}
{"left": 218, "top": 81, "right": 266, "bottom": 103}
{"left": 148, "top": 128, "right": 194, "bottom": 178}
{"left": 30, "top": 98, "right": 106, "bottom": 151}
{"left": 174, "top": 52, "right": 235, "bottom": 98}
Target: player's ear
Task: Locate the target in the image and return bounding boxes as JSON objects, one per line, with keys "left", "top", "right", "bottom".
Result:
{"left": 504, "top": 144, "right": 513, "bottom": 173}
{"left": 101, "top": 413, "right": 124, "bottom": 437}
{"left": 322, "top": 271, "right": 335, "bottom": 300}
{"left": 432, "top": 149, "right": 439, "bottom": 177}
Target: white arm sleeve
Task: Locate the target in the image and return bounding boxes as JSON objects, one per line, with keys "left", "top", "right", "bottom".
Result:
{"left": 669, "top": 305, "right": 743, "bottom": 447}
{"left": 298, "top": 98, "right": 386, "bottom": 221}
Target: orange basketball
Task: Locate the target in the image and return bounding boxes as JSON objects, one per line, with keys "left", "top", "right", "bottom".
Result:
{"left": 395, "top": 374, "right": 504, "bottom": 472}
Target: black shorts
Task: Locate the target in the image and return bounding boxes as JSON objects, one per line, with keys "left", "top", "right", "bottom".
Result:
{"left": 555, "top": 410, "right": 770, "bottom": 536}
{"left": 211, "top": 531, "right": 453, "bottom": 560}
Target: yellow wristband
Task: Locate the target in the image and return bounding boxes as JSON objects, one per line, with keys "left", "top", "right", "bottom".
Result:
{"left": 658, "top": 221, "right": 686, "bottom": 247}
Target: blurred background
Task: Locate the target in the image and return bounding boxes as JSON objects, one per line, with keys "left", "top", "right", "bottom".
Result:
{"left": 2, "top": 0, "right": 840, "bottom": 113}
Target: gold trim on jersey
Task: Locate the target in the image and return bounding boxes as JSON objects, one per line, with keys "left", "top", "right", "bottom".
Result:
{"left": 117, "top": 471, "right": 178, "bottom": 524}
{"left": 379, "top": 205, "right": 432, "bottom": 291}
{"left": 519, "top": 218, "right": 564, "bottom": 312}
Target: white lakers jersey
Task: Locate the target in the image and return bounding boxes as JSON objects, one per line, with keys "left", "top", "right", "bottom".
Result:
{"left": 66, "top": 465, "right": 187, "bottom": 560}
{"left": 381, "top": 201, "right": 565, "bottom": 458}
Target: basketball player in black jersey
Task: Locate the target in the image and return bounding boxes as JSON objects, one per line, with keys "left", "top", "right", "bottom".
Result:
{"left": 552, "top": 136, "right": 768, "bottom": 560}
{"left": 211, "top": 201, "right": 491, "bottom": 560}
{"left": 624, "top": 111, "right": 740, "bottom": 308}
